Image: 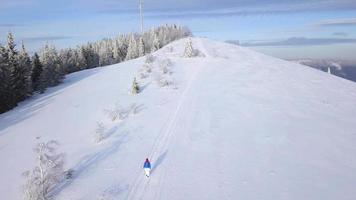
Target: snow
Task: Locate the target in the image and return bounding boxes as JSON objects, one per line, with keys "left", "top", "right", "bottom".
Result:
{"left": 1, "top": 37, "right": 356, "bottom": 200}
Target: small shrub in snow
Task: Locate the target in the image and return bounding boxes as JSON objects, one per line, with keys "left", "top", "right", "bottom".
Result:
{"left": 154, "top": 74, "right": 172, "bottom": 87}
{"left": 64, "top": 169, "right": 74, "bottom": 180}
{"left": 94, "top": 122, "right": 106, "bottom": 143}
{"left": 22, "top": 141, "right": 65, "bottom": 200}
{"left": 104, "top": 104, "right": 126, "bottom": 122}
{"left": 104, "top": 103, "right": 142, "bottom": 123}
{"left": 159, "top": 58, "right": 172, "bottom": 74}
{"left": 183, "top": 39, "right": 195, "bottom": 57}
{"left": 160, "top": 65, "right": 170, "bottom": 75}
{"left": 145, "top": 54, "right": 155, "bottom": 64}
{"left": 131, "top": 78, "right": 140, "bottom": 94}
{"left": 138, "top": 72, "right": 148, "bottom": 79}
{"left": 142, "top": 63, "right": 152, "bottom": 73}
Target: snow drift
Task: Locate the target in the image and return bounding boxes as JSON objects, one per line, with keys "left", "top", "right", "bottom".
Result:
{"left": 1, "top": 37, "right": 356, "bottom": 200}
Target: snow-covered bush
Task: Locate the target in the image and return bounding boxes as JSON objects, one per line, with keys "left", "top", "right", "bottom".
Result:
{"left": 104, "top": 104, "right": 126, "bottom": 122}
{"left": 104, "top": 103, "right": 142, "bottom": 123}
{"left": 93, "top": 122, "right": 106, "bottom": 143}
{"left": 142, "top": 63, "right": 152, "bottom": 73}
{"left": 64, "top": 169, "right": 74, "bottom": 180}
{"left": 131, "top": 78, "right": 140, "bottom": 94}
{"left": 22, "top": 141, "right": 65, "bottom": 200}
{"left": 138, "top": 72, "right": 148, "bottom": 79}
{"left": 145, "top": 54, "right": 155, "bottom": 64}
{"left": 159, "top": 58, "right": 172, "bottom": 74}
{"left": 183, "top": 39, "right": 195, "bottom": 57}
{"left": 154, "top": 73, "right": 172, "bottom": 87}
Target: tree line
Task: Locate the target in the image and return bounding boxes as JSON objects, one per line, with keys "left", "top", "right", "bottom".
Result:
{"left": 0, "top": 24, "right": 191, "bottom": 113}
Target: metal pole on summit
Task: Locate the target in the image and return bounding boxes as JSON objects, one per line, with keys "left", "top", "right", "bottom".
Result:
{"left": 139, "top": 0, "right": 144, "bottom": 34}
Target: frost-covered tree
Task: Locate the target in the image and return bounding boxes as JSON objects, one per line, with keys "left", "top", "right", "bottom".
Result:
{"left": 97, "top": 41, "right": 113, "bottom": 66}
{"left": 6, "top": 32, "right": 18, "bottom": 105}
{"left": 31, "top": 53, "right": 43, "bottom": 92}
{"left": 183, "top": 39, "right": 195, "bottom": 57}
{"left": 38, "top": 44, "right": 64, "bottom": 92}
{"left": 0, "top": 44, "right": 13, "bottom": 113}
{"left": 17, "top": 42, "right": 33, "bottom": 99}
{"left": 74, "top": 48, "right": 87, "bottom": 70}
{"left": 151, "top": 32, "right": 160, "bottom": 53}
{"left": 22, "top": 141, "right": 65, "bottom": 200}
{"left": 131, "top": 78, "right": 140, "bottom": 94}
{"left": 125, "top": 34, "right": 138, "bottom": 61}
{"left": 40, "top": 44, "right": 64, "bottom": 91}
{"left": 138, "top": 37, "right": 145, "bottom": 57}
{"left": 59, "top": 49, "right": 76, "bottom": 74}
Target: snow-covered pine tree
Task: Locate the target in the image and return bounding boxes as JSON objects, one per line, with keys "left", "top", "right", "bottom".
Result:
{"left": 18, "top": 42, "right": 33, "bottom": 99}
{"left": 151, "top": 32, "right": 160, "bottom": 53}
{"left": 74, "top": 48, "right": 87, "bottom": 70}
{"left": 23, "top": 141, "right": 65, "bottom": 200}
{"left": 138, "top": 37, "right": 145, "bottom": 57}
{"left": 38, "top": 44, "right": 64, "bottom": 92}
{"left": 183, "top": 38, "right": 195, "bottom": 57}
{"left": 112, "top": 35, "right": 128, "bottom": 63}
{"left": 5, "top": 32, "right": 19, "bottom": 105}
{"left": 131, "top": 78, "right": 140, "bottom": 94}
{"left": 125, "top": 34, "right": 138, "bottom": 61}
{"left": 31, "top": 53, "right": 43, "bottom": 92}
{"left": 112, "top": 40, "right": 121, "bottom": 63}
{"left": 0, "top": 44, "right": 13, "bottom": 113}
{"left": 59, "top": 48, "right": 76, "bottom": 74}
{"left": 98, "top": 40, "right": 114, "bottom": 66}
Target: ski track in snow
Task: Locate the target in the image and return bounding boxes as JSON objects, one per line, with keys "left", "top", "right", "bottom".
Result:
{"left": 126, "top": 39, "right": 209, "bottom": 200}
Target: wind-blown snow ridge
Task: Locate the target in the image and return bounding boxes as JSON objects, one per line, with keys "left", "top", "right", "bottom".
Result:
{"left": 1, "top": 37, "right": 356, "bottom": 200}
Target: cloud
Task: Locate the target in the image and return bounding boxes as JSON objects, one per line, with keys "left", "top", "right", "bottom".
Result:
{"left": 2, "top": 0, "right": 356, "bottom": 20}
{"left": 315, "top": 18, "right": 356, "bottom": 27}
{"left": 22, "top": 36, "right": 74, "bottom": 43}
{"left": 240, "top": 37, "right": 356, "bottom": 46}
{"left": 333, "top": 32, "right": 348, "bottom": 37}
{"left": 89, "top": 0, "right": 356, "bottom": 16}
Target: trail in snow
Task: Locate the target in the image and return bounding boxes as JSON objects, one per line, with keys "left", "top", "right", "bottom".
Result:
{"left": 126, "top": 39, "right": 210, "bottom": 200}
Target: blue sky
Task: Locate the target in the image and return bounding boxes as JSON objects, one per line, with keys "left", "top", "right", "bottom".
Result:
{"left": 0, "top": 0, "right": 356, "bottom": 60}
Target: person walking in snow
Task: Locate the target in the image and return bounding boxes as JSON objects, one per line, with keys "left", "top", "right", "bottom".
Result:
{"left": 143, "top": 158, "right": 151, "bottom": 177}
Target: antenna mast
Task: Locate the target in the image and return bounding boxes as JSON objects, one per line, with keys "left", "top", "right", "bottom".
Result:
{"left": 139, "top": 0, "right": 144, "bottom": 34}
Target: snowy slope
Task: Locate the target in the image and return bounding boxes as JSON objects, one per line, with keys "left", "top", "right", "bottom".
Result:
{"left": 1, "top": 37, "right": 356, "bottom": 200}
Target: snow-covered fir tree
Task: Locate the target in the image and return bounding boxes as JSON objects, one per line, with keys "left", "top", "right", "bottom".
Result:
{"left": 17, "top": 42, "right": 33, "bottom": 99}
{"left": 183, "top": 39, "right": 195, "bottom": 57}
{"left": 97, "top": 40, "right": 113, "bottom": 66}
{"left": 38, "top": 44, "right": 64, "bottom": 92}
{"left": 5, "top": 32, "right": 18, "bottom": 105}
{"left": 0, "top": 44, "right": 13, "bottom": 113}
{"left": 138, "top": 37, "right": 145, "bottom": 57}
{"left": 131, "top": 78, "right": 140, "bottom": 94}
{"left": 59, "top": 48, "right": 76, "bottom": 74}
{"left": 125, "top": 34, "right": 139, "bottom": 61}
{"left": 23, "top": 141, "right": 65, "bottom": 200}
{"left": 151, "top": 32, "right": 160, "bottom": 53}
{"left": 31, "top": 53, "right": 43, "bottom": 92}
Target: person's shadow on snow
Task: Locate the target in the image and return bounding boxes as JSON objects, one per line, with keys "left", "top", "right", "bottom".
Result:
{"left": 151, "top": 150, "right": 168, "bottom": 174}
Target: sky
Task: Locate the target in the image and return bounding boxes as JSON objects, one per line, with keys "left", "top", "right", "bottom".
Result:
{"left": 0, "top": 0, "right": 356, "bottom": 60}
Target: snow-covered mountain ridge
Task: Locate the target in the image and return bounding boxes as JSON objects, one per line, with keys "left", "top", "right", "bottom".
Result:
{"left": 1, "top": 37, "right": 356, "bottom": 200}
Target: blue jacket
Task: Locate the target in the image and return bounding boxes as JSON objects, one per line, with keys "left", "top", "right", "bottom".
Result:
{"left": 143, "top": 161, "right": 151, "bottom": 169}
